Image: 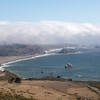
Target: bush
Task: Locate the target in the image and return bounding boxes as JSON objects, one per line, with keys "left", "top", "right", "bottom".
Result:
{"left": 8, "top": 77, "right": 21, "bottom": 83}
{"left": 14, "top": 77, "right": 21, "bottom": 83}
{"left": 8, "top": 77, "right": 15, "bottom": 83}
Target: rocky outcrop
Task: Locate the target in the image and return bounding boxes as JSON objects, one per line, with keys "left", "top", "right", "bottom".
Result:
{"left": 0, "top": 70, "right": 21, "bottom": 83}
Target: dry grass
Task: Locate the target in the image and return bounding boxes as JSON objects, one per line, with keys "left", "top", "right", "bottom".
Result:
{"left": 0, "top": 91, "right": 37, "bottom": 100}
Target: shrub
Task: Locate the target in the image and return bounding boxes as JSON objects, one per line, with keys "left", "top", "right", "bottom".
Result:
{"left": 0, "top": 91, "right": 37, "bottom": 100}
{"left": 8, "top": 77, "right": 21, "bottom": 83}
{"left": 14, "top": 77, "right": 21, "bottom": 83}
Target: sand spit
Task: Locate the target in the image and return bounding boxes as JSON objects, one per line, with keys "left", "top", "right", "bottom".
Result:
{"left": 0, "top": 53, "right": 51, "bottom": 71}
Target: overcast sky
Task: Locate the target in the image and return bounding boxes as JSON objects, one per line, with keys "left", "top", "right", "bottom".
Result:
{"left": 0, "top": 0, "right": 100, "bottom": 45}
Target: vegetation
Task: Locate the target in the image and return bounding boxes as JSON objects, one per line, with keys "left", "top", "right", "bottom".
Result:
{"left": 8, "top": 77, "right": 21, "bottom": 83}
{"left": 0, "top": 77, "right": 7, "bottom": 81}
{"left": 0, "top": 91, "right": 37, "bottom": 100}
{"left": 0, "top": 70, "right": 21, "bottom": 83}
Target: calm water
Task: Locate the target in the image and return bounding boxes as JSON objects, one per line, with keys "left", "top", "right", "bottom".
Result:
{"left": 5, "top": 48, "right": 100, "bottom": 81}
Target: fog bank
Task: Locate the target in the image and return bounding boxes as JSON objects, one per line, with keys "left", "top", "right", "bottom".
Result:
{"left": 0, "top": 21, "right": 100, "bottom": 46}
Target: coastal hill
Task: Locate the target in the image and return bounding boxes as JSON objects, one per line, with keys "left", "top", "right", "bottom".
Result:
{"left": 0, "top": 71, "right": 100, "bottom": 100}
{"left": 0, "top": 44, "right": 43, "bottom": 56}
{"left": 0, "top": 43, "right": 78, "bottom": 57}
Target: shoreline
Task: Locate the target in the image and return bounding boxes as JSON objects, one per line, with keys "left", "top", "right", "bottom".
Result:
{"left": 0, "top": 51, "right": 84, "bottom": 81}
{"left": 0, "top": 51, "right": 81, "bottom": 71}
{"left": 0, "top": 53, "right": 52, "bottom": 71}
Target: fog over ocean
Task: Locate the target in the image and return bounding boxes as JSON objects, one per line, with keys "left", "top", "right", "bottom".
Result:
{"left": 0, "top": 21, "right": 100, "bottom": 46}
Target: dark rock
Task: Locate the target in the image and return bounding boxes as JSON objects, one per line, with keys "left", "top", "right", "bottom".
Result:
{"left": 67, "top": 79, "right": 72, "bottom": 81}
{"left": 1, "top": 70, "right": 21, "bottom": 83}
{"left": 57, "top": 76, "right": 61, "bottom": 78}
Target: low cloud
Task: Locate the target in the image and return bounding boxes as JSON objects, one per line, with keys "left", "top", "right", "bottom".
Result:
{"left": 0, "top": 21, "right": 100, "bottom": 45}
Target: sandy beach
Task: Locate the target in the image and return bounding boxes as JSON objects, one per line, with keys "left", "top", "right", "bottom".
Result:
{"left": 0, "top": 55, "right": 36, "bottom": 64}
{"left": 0, "top": 53, "right": 52, "bottom": 71}
{"left": 0, "top": 55, "right": 38, "bottom": 71}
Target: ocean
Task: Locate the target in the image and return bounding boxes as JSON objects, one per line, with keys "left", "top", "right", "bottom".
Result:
{"left": 4, "top": 48, "right": 100, "bottom": 81}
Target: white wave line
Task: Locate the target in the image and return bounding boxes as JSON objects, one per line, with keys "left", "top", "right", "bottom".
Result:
{"left": 0, "top": 53, "right": 52, "bottom": 71}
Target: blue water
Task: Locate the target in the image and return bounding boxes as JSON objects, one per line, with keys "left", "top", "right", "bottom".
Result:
{"left": 5, "top": 48, "right": 100, "bottom": 81}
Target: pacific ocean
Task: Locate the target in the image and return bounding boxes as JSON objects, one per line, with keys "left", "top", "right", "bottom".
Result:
{"left": 4, "top": 48, "right": 100, "bottom": 81}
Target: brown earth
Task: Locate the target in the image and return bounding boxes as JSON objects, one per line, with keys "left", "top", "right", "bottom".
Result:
{"left": 0, "top": 80, "right": 99, "bottom": 100}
